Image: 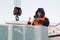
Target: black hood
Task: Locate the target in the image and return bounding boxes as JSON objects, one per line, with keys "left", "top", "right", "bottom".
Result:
{"left": 34, "top": 8, "right": 45, "bottom": 18}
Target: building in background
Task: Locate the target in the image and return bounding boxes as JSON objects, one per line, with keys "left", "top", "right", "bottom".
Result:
{"left": 48, "top": 23, "right": 60, "bottom": 40}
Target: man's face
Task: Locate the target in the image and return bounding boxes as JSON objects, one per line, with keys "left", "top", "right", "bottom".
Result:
{"left": 37, "top": 12, "right": 41, "bottom": 17}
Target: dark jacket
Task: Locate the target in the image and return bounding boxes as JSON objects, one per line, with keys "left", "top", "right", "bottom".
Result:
{"left": 38, "top": 18, "right": 49, "bottom": 26}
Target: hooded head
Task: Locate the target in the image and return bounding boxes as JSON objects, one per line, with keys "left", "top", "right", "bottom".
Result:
{"left": 34, "top": 8, "right": 45, "bottom": 18}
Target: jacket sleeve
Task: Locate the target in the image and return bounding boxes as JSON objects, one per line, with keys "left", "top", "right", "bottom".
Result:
{"left": 39, "top": 18, "right": 50, "bottom": 27}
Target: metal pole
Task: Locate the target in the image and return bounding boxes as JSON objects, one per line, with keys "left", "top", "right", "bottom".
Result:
{"left": 8, "top": 25, "right": 13, "bottom": 40}
{"left": 23, "top": 26, "right": 25, "bottom": 40}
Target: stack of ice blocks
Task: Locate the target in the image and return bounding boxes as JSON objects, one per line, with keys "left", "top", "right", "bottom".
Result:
{"left": 0, "top": 25, "right": 48, "bottom": 40}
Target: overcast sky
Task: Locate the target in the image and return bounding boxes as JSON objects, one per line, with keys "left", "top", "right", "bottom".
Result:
{"left": 0, "top": 0, "right": 60, "bottom": 24}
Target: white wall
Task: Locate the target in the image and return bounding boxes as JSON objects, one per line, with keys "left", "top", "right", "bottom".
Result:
{"left": 0, "top": 0, "right": 60, "bottom": 24}
{"left": 0, "top": 0, "right": 14, "bottom": 24}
